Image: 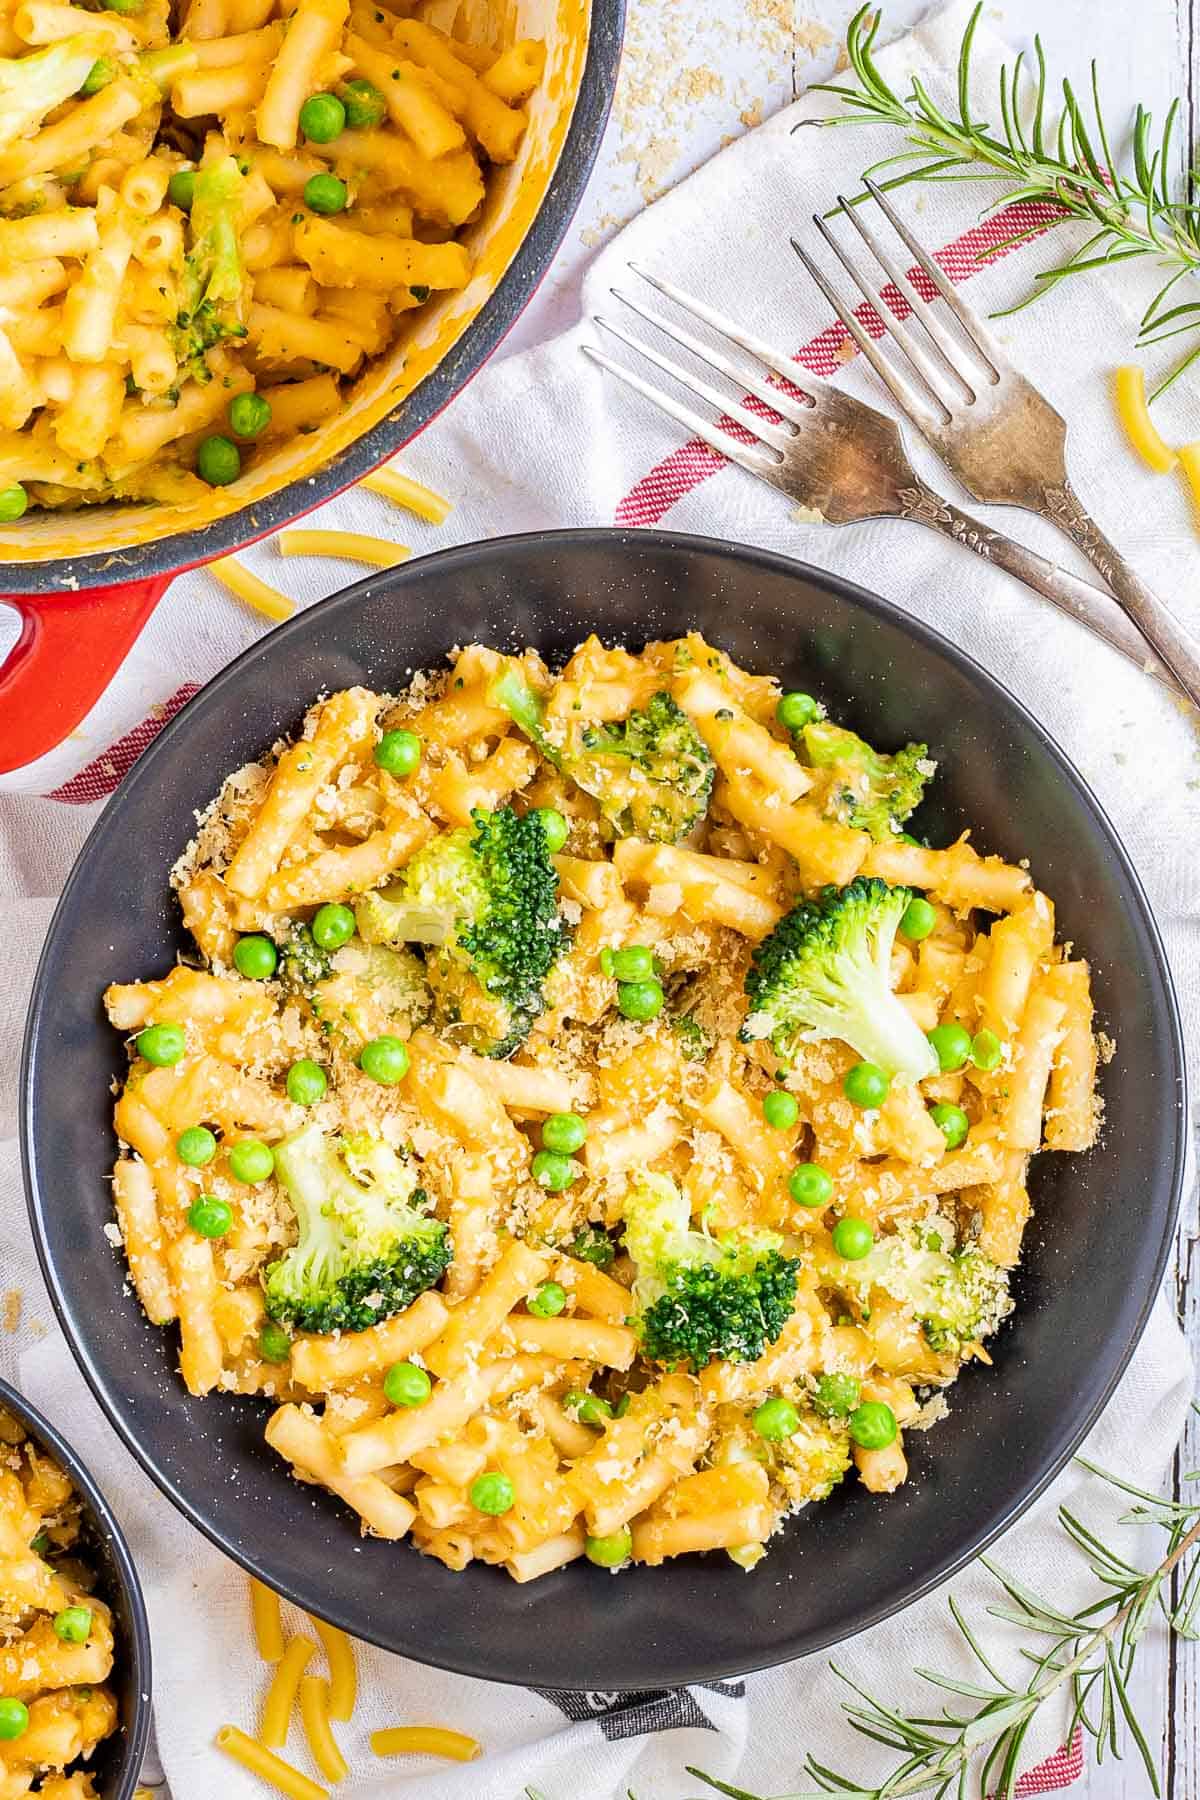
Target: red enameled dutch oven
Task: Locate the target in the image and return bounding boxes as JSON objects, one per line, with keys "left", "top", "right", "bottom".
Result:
{"left": 0, "top": 0, "right": 623, "bottom": 775}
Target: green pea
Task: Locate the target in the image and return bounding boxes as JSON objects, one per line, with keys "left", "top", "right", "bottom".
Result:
{"left": 531, "top": 1149, "right": 579, "bottom": 1192}
{"left": 611, "top": 944, "right": 654, "bottom": 982}
{"left": 136, "top": 1022, "right": 185, "bottom": 1066}
{"left": 304, "top": 172, "right": 348, "bottom": 214}
{"left": 233, "top": 933, "right": 277, "bottom": 979}
{"left": 971, "top": 1028, "right": 1004, "bottom": 1071}
{"left": 167, "top": 168, "right": 195, "bottom": 208}
{"left": 813, "top": 1370, "right": 860, "bottom": 1419}
{"left": 286, "top": 1059, "right": 327, "bottom": 1106}
{"left": 384, "top": 1360, "right": 432, "bottom": 1407}
{"left": 831, "top": 1216, "right": 874, "bottom": 1261}
{"left": 617, "top": 978, "right": 663, "bottom": 1022}
{"left": 929, "top": 1101, "right": 969, "bottom": 1150}
{"left": 599, "top": 947, "right": 616, "bottom": 978}
{"left": 563, "top": 1388, "right": 613, "bottom": 1427}
{"left": 228, "top": 390, "right": 272, "bottom": 440}
{"left": 299, "top": 91, "right": 346, "bottom": 142}
{"left": 359, "top": 1035, "right": 410, "bottom": 1085}
{"left": 196, "top": 433, "right": 241, "bottom": 486}
{"left": 752, "top": 1396, "right": 799, "bottom": 1441}
{"left": 340, "top": 77, "right": 386, "bottom": 128}
{"left": 843, "top": 1061, "right": 889, "bottom": 1108}
{"left": 79, "top": 57, "right": 114, "bottom": 94}
{"left": 542, "top": 1112, "right": 587, "bottom": 1155}
{"left": 52, "top": 1606, "right": 93, "bottom": 1644}
{"left": 29, "top": 1534, "right": 50, "bottom": 1556}
{"left": 899, "top": 896, "right": 937, "bottom": 941}
{"left": 228, "top": 1139, "right": 274, "bottom": 1184}
{"left": 188, "top": 1195, "right": 232, "bottom": 1239}
{"left": 775, "top": 691, "right": 817, "bottom": 731}
{"left": 527, "top": 1280, "right": 567, "bottom": 1319}
{"left": 762, "top": 1089, "right": 799, "bottom": 1130}
{"left": 469, "top": 1471, "right": 514, "bottom": 1516}
{"left": 311, "top": 902, "right": 356, "bottom": 950}
{"left": 0, "top": 483, "right": 27, "bottom": 522}
{"left": 533, "top": 805, "right": 569, "bottom": 853}
{"left": 374, "top": 727, "right": 422, "bottom": 776}
{"left": 585, "top": 1528, "right": 632, "bottom": 1568}
{"left": 259, "top": 1322, "right": 292, "bottom": 1364}
{"left": 849, "top": 1400, "right": 897, "bottom": 1450}
{"left": 788, "top": 1162, "right": 832, "bottom": 1209}
{"left": 0, "top": 1700, "right": 29, "bottom": 1741}
{"left": 928, "top": 1022, "right": 972, "bottom": 1072}
{"left": 176, "top": 1126, "right": 217, "bottom": 1167}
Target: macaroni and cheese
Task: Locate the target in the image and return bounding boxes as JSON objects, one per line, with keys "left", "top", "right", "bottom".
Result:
{"left": 103, "top": 635, "right": 1102, "bottom": 1580}
{"left": 0, "top": 1405, "right": 120, "bottom": 1795}
{"left": 0, "top": 0, "right": 542, "bottom": 514}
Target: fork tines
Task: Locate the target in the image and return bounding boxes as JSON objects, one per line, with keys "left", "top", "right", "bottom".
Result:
{"left": 791, "top": 175, "right": 1001, "bottom": 430}
{"left": 583, "top": 264, "right": 814, "bottom": 477}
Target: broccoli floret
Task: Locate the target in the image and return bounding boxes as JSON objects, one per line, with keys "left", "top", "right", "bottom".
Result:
{"left": 851, "top": 1216, "right": 1012, "bottom": 1355}
{"left": 671, "top": 1012, "right": 712, "bottom": 1063}
{"left": 278, "top": 922, "right": 331, "bottom": 995}
{"left": 742, "top": 877, "right": 938, "bottom": 1083}
{"left": 800, "top": 718, "right": 933, "bottom": 843}
{"left": 174, "top": 155, "right": 247, "bottom": 376}
{"left": 623, "top": 1170, "right": 799, "bottom": 1370}
{"left": 812, "top": 1370, "right": 861, "bottom": 1419}
{"left": 318, "top": 941, "right": 431, "bottom": 1039}
{"left": 354, "top": 806, "right": 568, "bottom": 1057}
{"left": 568, "top": 1224, "right": 617, "bottom": 1269}
{"left": 264, "top": 1122, "right": 450, "bottom": 1335}
{"left": 718, "top": 1404, "right": 850, "bottom": 1509}
{"left": 489, "top": 666, "right": 713, "bottom": 843}
{"left": 0, "top": 38, "right": 102, "bottom": 150}
{"left": 761, "top": 1411, "right": 852, "bottom": 1506}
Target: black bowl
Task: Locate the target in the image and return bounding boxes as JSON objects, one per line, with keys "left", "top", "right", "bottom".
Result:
{"left": 0, "top": 1379, "right": 151, "bottom": 1798}
{"left": 21, "top": 529, "right": 1186, "bottom": 1690}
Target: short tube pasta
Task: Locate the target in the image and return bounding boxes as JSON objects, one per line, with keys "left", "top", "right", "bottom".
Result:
{"left": 250, "top": 1577, "right": 285, "bottom": 1663}
{"left": 309, "top": 1616, "right": 356, "bottom": 1721}
{"left": 260, "top": 1634, "right": 315, "bottom": 1747}
{"left": 299, "top": 1677, "right": 348, "bottom": 1783}
{"left": 215, "top": 1725, "right": 327, "bottom": 1800}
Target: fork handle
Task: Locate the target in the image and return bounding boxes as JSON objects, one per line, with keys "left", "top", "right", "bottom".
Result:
{"left": 1034, "top": 480, "right": 1200, "bottom": 709}
{"left": 897, "top": 483, "right": 1190, "bottom": 705}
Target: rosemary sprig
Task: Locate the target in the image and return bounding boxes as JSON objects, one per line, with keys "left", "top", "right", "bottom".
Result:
{"left": 677, "top": 1448, "right": 1200, "bottom": 1800}
{"left": 807, "top": 4, "right": 1200, "bottom": 397}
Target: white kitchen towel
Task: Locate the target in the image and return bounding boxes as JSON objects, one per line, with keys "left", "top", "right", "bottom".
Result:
{"left": 2, "top": 3, "right": 1198, "bottom": 1798}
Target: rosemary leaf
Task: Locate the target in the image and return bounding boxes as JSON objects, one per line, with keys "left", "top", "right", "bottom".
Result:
{"left": 809, "top": 3, "right": 1200, "bottom": 385}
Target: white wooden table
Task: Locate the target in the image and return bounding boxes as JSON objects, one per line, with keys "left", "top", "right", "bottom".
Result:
{"left": 511, "top": 1, "right": 1199, "bottom": 1792}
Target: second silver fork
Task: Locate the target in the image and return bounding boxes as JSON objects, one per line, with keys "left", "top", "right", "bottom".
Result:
{"left": 584, "top": 269, "right": 1185, "bottom": 702}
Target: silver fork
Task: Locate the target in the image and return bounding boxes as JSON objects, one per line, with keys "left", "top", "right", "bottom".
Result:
{"left": 797, "top": 176, "right": 1200, "bottom": 709}
{"left": 582, "top": 270, "right": 1186, "bottom": 702}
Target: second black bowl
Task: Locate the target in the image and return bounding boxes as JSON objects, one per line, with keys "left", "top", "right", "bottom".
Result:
{"left": 21, "top": 529, "right": 1186, "bottom": 1690}
{"left": 0, "top": 1379, "right": 151, "bottom": 1799}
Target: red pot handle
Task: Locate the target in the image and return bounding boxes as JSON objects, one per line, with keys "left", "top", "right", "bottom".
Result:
{"left": 0, "top": 576, "right": 171, "bottom": 776}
